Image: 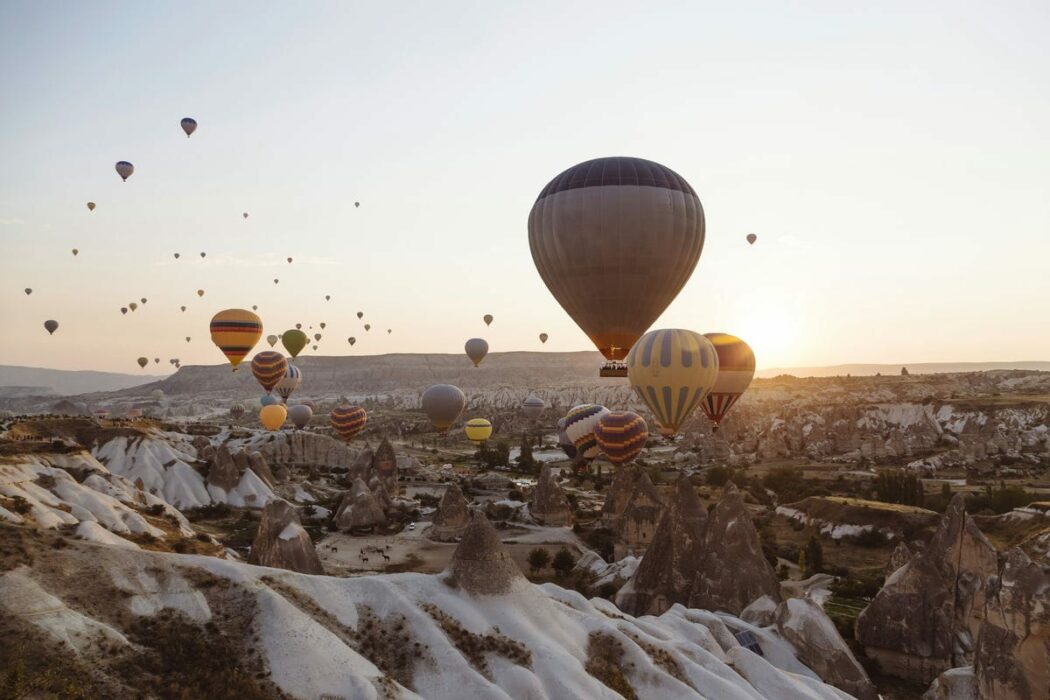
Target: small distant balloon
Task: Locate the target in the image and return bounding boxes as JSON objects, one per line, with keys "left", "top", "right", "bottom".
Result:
{"left": 266, "top": 334, "right": 278, "bottom": 347}
{"left": 120, "top": 307, "right": 128, "bottom": 315}
{"left": 196, "top": 289, "right": 204, "bottom": 297}
{"left": 180, "top": 306, "right": 186, "bottom": 312}
{"left": 295, "top": 323, "right": 302, "bottom": 330}
{"left": 286, "top": 257, "right": 292, "bottom": 264}
{"left": 357, "top": 311, "right": 363, "bottom": 319}
{"left": 319, "top": 322, "right": 326, "bottom": 329}
{"left": 71, "top": 249, "right": 79, "bottom": 256}
{"left": 185, "top": 336, "right": 191, "bottom": 342}
{"left": 312, "top": 344, "right": 317, "bottom": 350}
{"left": 115, "top": 161, "right": 134, "bottom": 181}
{"left": 180, "top": 117, "right": 197, "bottom": 137}
{"left": 273, "top": 278, "right": 279, "bottom": 285}
{"left": 364, "top": 324, "right": 371, "bottom": 331}
{"left": 313, "top": 333, "right": 322, "bottom": 341}
{"left": 288, "top": 404, "right": 313, "bottom": 429}
{"left": 539, "top": 333, "right": 549, "bottom": 344}
{"left": 44, "top": 320, "right": 58, "bottom": 335}
{"left": 129, "top": 302, "right": 138, "bottom": 311}
{"left": 200, "top": 252, "right": 206, "bottom": 259}
{"left": 174, "top": 253, "right": 180, "bottom": 259}
{"left": 483, "top": 314, "right": 493, "bottom": 326}
{"left": 465, "top": 338, "right": 489, "bottom": 367}
{"left": 243, "top": 212, "right": 249, "bottom": 219}
{"left": 354, "top": 202, "right": 360, "bottom": 208}
{"left": 140, "top": 298, "right": 147, "bottom": 304}
{"left": 137, "top": 357, "right": 148, "bottom": 368}
{"left": 252, "top": 305, "right": 258, "bottom": 311}
{"left": 86, "top": 202, "right": 96, "bottom": 211}
{"left": 24, "top": 288, "right": 31, "bottom": 295}
{"left": 325, "top": 295, "right": 330, "bottom": 301}
{"left": 153, "top": 358, "right": 160, "bottom": 364}
{"left": 348, "top": 337, "right": 356, "bottom": 345}
{"left": 746, "top": 233, "right": 757, "bottom": 245}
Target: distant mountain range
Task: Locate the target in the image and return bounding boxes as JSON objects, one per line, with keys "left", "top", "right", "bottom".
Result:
{"left": 1, "top": 357, "right": 1047, "bottom": 398}
{"left": 0, "top": 365, "right": 167, "bottom": 396}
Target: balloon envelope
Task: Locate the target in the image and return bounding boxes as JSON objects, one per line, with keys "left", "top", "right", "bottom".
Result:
{"left": 746, "top": 233, "right": 757, "bottom": 245}
{"left": 465, "top": 418, "right": 493, "bottom": 445}
{"left": 528, "top": 157, "right": 704, "bottom": 362}
{"left": 44, "top": 320, "right": 58, "bottom": 335}
{"left": 595, "top": 411, "right": 649, "bottom": 465}
{"left": 483, "top": 314, "right": 493, "bottom": 326}
{"left": 209, "top": 309, "right": 263, "bottom": 368}
{"left": 281, "top": 329, "right": 308, "bottom": 358}
{"left": 274, "top": 364, "right": 303, "bottom": 401}
{"left": 250, "top": 351, "right": 288, "bottom": 393}
{"left": 564, "top": 404, "right": 610, "bottom": 461}
{"left": 288, "top": 404, "right": 313, "bottom": 429}
{"left": 260, "top": 394, "right": 278, "bottom": 406}
{"left": 556, "top": 417, "right": 577, "bottom": 459}
{"left": 464, "top": 338, "right": 489, "bottom": 367}
{"left": 115, "top": 161, "right": 134, "bottom": 181}
{"left": 522, "top": 394, "right": 545, "bottom": 421}
{"left": 180, "top": 117, "right": 197, "bottom": 137}
{"left": 266, "top": 334, "right": 278, "bottom": 347}
{"left": 137, "top": 357, "right": 148, "bottom": 368}
{"left": 422, "top": 384, "right": 465, "bottom": 433}
{"left": 86, "top": 202, "right": 95, "bottom": 211}
{"left": 259, "top": 404, "right": 287, "bottom": 431}
{"left": 330, "top": 405, "right": 367, "bottom": 442}
{"left": 348, "top": 337, "right": 356, "bottom": 346}
{"left": 626, "top": 328, "right": 719, "bottom": 437}
{"left": 699, "top": 333, "right": 756, "bottom": 430}
{"left": 539, "top": 333, "right": 548, "bottom": 344}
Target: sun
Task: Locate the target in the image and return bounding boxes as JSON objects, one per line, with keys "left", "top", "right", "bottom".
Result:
{"left": 731, "top": 297, "right": 805, "bottom": 369}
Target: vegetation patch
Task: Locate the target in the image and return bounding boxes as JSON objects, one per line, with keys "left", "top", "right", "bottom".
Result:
{"left": 421, "top": 602, "right": 532, "bottom": 679}
{"left": 585, "top": 631, "right": 637, "bottom": 700}
{"left": 623, "top": 630, "right": 689, "bottom": 687}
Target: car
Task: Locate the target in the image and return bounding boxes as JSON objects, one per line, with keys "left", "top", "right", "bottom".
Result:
{"left": 408, "top": 522, "right": 416, "bottom": 531}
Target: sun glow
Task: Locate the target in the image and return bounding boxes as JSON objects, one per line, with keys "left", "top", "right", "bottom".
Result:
{"left": 729, "top": 291, "right": 806, "bottom": 369}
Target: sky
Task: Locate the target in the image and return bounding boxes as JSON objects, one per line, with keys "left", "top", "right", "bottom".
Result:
{"left": 1, "top": 1, "right": 1048, "bottom": 374}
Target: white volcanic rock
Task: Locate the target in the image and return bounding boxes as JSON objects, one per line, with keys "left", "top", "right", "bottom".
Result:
{"left": 429, "top": 483, "right": 470, "bottom": 542}
{"left": 335, "top": 478, "right": 386, "bottom": 530}
{"left": 444, "top": 511, "right": 527, "bottom": 596}
{"left": 93, "top": 435, "right": 210, "bottom": 509}
{"left": 530, "top": 465, "right": 573, "bottom": 527}
{"left": 248, "top": 499, "right": 323, "bottom": 574}
{"left": 239, "top": 429, "right": 363, "bottom": 471}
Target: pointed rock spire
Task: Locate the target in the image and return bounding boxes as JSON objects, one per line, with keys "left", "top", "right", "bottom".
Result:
{"left": 429, "top": 483, "right": 470, "bottom": 542}
{"left": 445, "top": 511, "right": 525, "bottom": 595}
{"left": 248, "top": 499, "right": 323, "bottom": 574}
{"left": 335, "top": 478, "right": 386, "bottom": 530}
{"left": 531, "top": 465, "right": 573, "bottom": 526}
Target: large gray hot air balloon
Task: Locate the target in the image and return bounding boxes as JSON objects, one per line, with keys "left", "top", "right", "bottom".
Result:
{"left": 528, "top": 157, "right": 704, "bottom": 376}
{"left": 464, "top": 338, "right": 488, "bottom": 367}
{"left": 522, "top": 394, "right": 545, "bottom": 421}
{"left": 180, "top": 118, "right": 197, "bottom": 137}
{"left": 288, "top": 404, "right": 313, "bottom": 429}
{"left": 115, "top": 161, "right": 134, "bottom": 181}
{"left": 43, "top": 320, "right": 58, "bottom": 335}
{"left": 421, "top": 384, "right": 465, "bottom": 433}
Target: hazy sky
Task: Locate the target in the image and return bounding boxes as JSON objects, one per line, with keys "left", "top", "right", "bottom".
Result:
{"left": 2, "top": 1, "right": 1048, "bottom": 374}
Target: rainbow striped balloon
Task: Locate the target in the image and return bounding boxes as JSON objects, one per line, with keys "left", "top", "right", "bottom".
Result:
{"left": 595, "top": 411, "right": 649, "bottom": 465}
{"left": 331, "top": 405, "right": 367, "bottom": 442}
{"left": 250, "top": 351, "right": 288, "bottom": 393}
{"left": 209, "top": 309, "right": 263, "bottom": 368}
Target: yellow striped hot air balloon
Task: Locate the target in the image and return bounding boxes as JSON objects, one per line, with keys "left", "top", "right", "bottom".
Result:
{"left": 464, "top": 418, "right": 493, "bottom": 445}
{"left": 250, "top": 351, "right": 288, "bottom": 393}
{"left": 330, "top": 405, "right": 367, "bottom": 442}
{"left": 700, "top": 333, "right": 756, "bottom": 431}
{"left": 209, "top": 309, "right": 263, "bottom": 368}
{"left": 626, "top": 328, "right": 719, "bottom": 438}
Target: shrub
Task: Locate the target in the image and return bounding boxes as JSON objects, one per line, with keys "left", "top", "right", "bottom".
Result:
{"left": 527, "top": 547, "right": 551, "bottom": 574}
{"left": 552, "top": 547, "right": 576, "bottom": 578}
{"left": 705, "top": 466, "right": 732, "bottom": 486}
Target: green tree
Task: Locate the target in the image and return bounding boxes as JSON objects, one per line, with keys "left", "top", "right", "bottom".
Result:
{"left": 875, "top": 470, "right": 925, "bottom": 507}
{"left": 805, "top": 535, "right": 823, "bottom": 575}
{"left": 552, "top": 547, "right": 576, "bottom": 578}
{"left": 527, "top": 547, "right": 550, "bottom": 574}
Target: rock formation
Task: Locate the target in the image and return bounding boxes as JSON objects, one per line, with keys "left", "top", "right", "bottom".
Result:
{"left": 247, "top": 451, "right": 276, "bottom": 489}
{"left": 885, "top": 541, "right": 913, "bottom": 576}
{"left": 429, "top": 483, "right": 470, "bottom": 541}
{"left": 249, "top": 430, "right": 361, "bottom": 471}
{"left": 614, "top": 472, "right": 664, "bottom": 559}
{"left": 856, "top": 494, "right": 999, "bottom": 684}
{"left": 972, "top": 547, "right": 1049, "bottom": 700}
{"left": 248, "top": 499, "right": 323, "bottom": 574}
{"left": 207, "top": 444, "right": 241, "bottom": 492}
{"left": 601, "top": 464, "right": 640, "bottom": 526}
{"left": 367, "top": 474, "right": 392, "bottom": 512}
{"left": 371, "top": 437, "right": 399, "bottom": 495}
{"left": 530, "top": 465, "right": 573, "bottom": 527}
{"left": 774, "top": 598, "right": 878, "bottom": 700}
{"left": 616, "top": 475, "right": 706, "bottom": 616}
{"left": 335, "top": 478, "right": 386, "bottom": 531}
{"left": 444, "top": 511, "right": 524, "bottom": 595}
{"left": 689, "top": 483, "right": 781, "bottom": 616}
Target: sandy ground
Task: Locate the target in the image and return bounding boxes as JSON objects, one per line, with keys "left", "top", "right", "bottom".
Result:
{"left": 317, "top": 523, "right": 587, "bottom": 576}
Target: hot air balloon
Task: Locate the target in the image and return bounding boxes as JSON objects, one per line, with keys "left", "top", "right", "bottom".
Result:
{"left": 465, "top": 418, "right": 493, "bottom": 445}
{"left": 311, "top": 345, "right": 317, "bottom": 350}
{"left": 286, "top": 257, "right": 292, "bottom": 264}
{"left": 354, "top": 202, "right": 360, "bottom": 208}
{"left": 43, "top": 320, "right": 58, "bottom": 335}
{"left": 200, "top": 252, "right": 206, "bottom": 258}
{"left": 564, "top": 404, "right": 610, "bottom": 461}
{"left": 260, "top": 394, "right": 278, "bottom": 407}
{"left": 556, "top": 417, "right": 577, "bottom": 459}
{"left": 243, "top": 212, "right": 248, "bottom": 219}
{"left": 325, "top": 295, "right": 330, "bottom": 301}
{"left": 319, "top": 322, "right": 326, "bottom": 330}
{"left": 120, "top": 307, "right": 128, "bottom": 315}
{"left": 539, "top": 333, "right": 549, "bottom": 344}
{"left": 357, "top": 312, "right": 363, "bottom": 319}
{"left": 273, "top": 278, "right": 279, "bottom": 285}
{"left": 699, "top": 333, "right": 756, "bottom": 431}
{"left": 252, "top": 305, "right": 258, "bottom": 311}
{"left": 185, "top": 336, "right": 191, "bottom": 342}
{"left": 266, "top": 334, "right": 278, "bottom": 347}
{"left": 288, "top": 404, "right": 313, "bottom": 429}
{"left": 464, "top": 338, "right": 488, "bottom": 367}
{"left": 330, "top": 405, "right": 367, "bottom": 442}
{"left": 626, "top": 328, "right": 719, "bottom": 438}
{"left": 115, "top": 161, "right": 134, "bottom": 181}
{"left": 140, "top": 298, "right": 147, "bottom": 304}
{"left": 422, "top": 384, "right": 465, "bottom": 433}
{"left": 281, "top": 329, "right": 307, "bottom": 358}
{"left": 529, "top": 157, "right": 704, "bottom": 376}
{"left": 274, "top": 364, "right": 302, "bottom": 402}
{"left": 180, "top": 306, "right": 186, "bottom": 312}
{"left": 364, "top": 324, "right": 371, "bottom": 331}
{"left": 196, "top": 289, "right": 204, "bottom": 297}
{"left": 153, "top": 358, "right": 160, "bottom": 364}
{"left": 348, "top": 337, "right": 356, "bottom": 345}
{"left": 174, "top": 253, "right": 180, "bottom": 259}
{"left": 180, "top": 117, "right": 197, "bottom": 137}
{"left": 86, "top": 202, "right": 95, "bottom": 211}
{"left": 230, "top": 403, "right": 245, "bottom": 419}
{"left": 24, "top": 288, "right": 31, "bottom": 295}
{"left": 137, "top": 357, "right": 148, "bottom": 368}
{"left": 260, "top": 404, "right": 287, "bottom": 431}
{"left": 209, "top": 309, "right": 263, "bottom": 368}
{"left": 522, "top": 394, "right": 545, "bottom": 421}
{"left": 129, "top": 302, "right": 137, "bottom": 311}
{"left": 251, "top": 351, "right": 287, "bottom": 393}
{"left": 595, "top": 411, "right": 649, "bottom": 465}
{"left": 71, "top": 249, "right": 79, "bottom": 256}
{"left": 313, "top": 333, "right": 322, "bottom": 342}
{"left": 295, "top": 323, "right": 302, "bottom": 330}
{"left": 483, "top": 314, "right": 493, "bottom": 326}
{"left": 746, "top": 233, "right": 757, "bottom": 245}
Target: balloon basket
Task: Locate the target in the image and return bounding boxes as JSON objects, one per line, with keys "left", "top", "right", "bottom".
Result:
{"left": 599, "top": 362, "right": 627, "bottom": 378}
